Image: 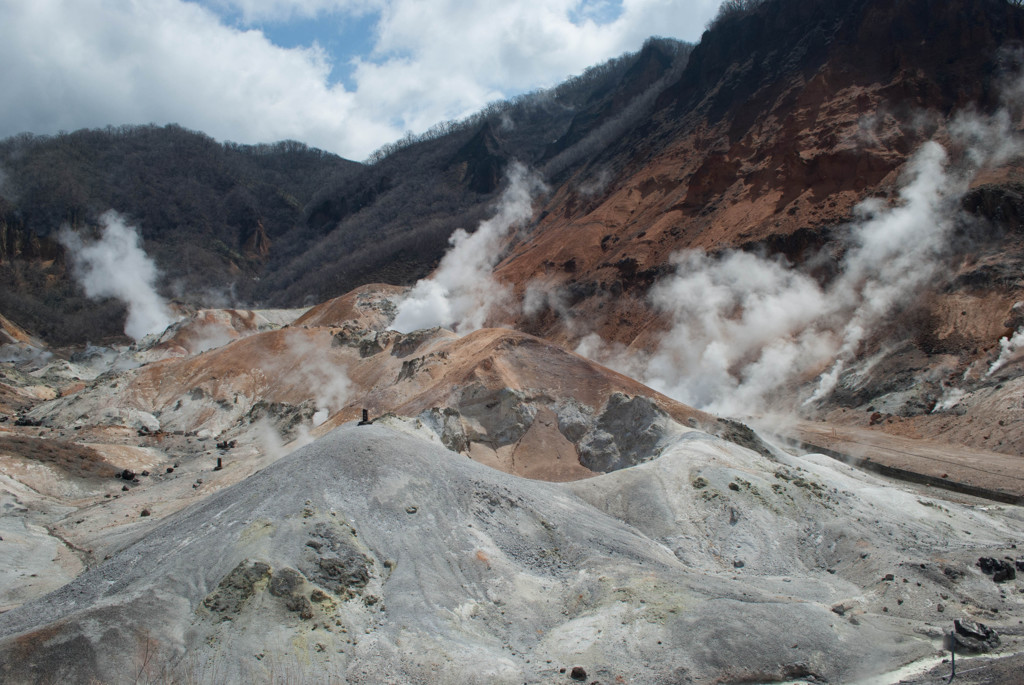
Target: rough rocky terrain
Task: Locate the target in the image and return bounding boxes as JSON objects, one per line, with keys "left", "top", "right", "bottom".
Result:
{"left": 2, "top": 289, "right": 1022, "bottom": 683}
{"left": 1, "top": 424, "right": 1022, "bottom": 684}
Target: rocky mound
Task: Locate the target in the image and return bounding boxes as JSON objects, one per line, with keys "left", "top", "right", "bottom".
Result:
{"left": 142, "top": 306, "right": 307, "bottom": 362}
{"left": 292, "top": 283, "right": 405, "bottom": 329}
{"left": 24, "top": 304, "right": 723, "bottom": 482}
{"left": 1, "top": 423, "right": 1020, "bottom": 684}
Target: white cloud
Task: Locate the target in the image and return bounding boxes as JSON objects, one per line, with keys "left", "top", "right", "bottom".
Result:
{"left": 204, "top": 0, "right": 380, "bottom": 23}
{"left": 0, "top": 0, "right": 393, "bottom": 157}
{"left": 0, "top": 0, "right": 719, "bottom": 160}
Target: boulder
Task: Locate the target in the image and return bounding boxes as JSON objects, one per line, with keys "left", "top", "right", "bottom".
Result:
{"left": 952, "top": 619, "right": 1000, "bottom": 653}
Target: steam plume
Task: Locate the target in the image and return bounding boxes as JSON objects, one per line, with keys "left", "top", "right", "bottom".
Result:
{"left": 58, "top": 211, "right": 173, "bottom": 341}
{"left": 280, "top": 334, "right": 352, "bottom": 425}
{"left": 987, "top": 325, "right": 1024, "bottom": 377}
{"left": 580, "top": 112, "right": 1020, "bottom": 416}
{"left": 391, "top": 162, "right": 546, "bottom": 334}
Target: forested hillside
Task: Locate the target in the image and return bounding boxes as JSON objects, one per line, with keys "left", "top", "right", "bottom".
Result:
{"left": 0, "top": 37, "right": 692, "bottom": 343}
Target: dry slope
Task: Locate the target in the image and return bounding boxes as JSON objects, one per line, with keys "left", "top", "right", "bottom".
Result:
{"left": 0, "top": 423, "right": 1021, "bottom": 684}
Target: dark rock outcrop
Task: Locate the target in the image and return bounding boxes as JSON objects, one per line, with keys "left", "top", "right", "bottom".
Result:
{"left": 952, "top": 619, "right": 1000, "bottom": 653}
{"left": 978, "top": 556, "right": 1017, "bottom": 583}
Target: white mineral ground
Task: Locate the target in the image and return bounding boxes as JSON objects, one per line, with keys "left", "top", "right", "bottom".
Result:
{"left": 0, "top": 297, "right": 1020, "bottom": 684}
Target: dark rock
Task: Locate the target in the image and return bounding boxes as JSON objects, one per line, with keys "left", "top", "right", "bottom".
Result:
{"left": 269, "top": 568, "right": 303, "bottom": 598}
{"left": 714, "top": 417, "right": 775, "bottom": 459}
{"left": 943, "top": 567, "right": 964, "bottom": 580}
{"left": 570, "top": 666, "right": 588, "bottom": 681}
{"left": 121, "top": 485, "right": 129, "bottom": 492}
{"left": 166, "top": 467, "right": 174, "bottom": 473}
{"left": 1016, "top": 559, "right": 1024, "bottom": 572}
{"left": 358, "top": 336, "right": 385, "bottom": 357}
{"left": 952, "top": 619, "right": 1000, "bottom": 653}
{"left": 140, "top": 470, "right": 149, "bottom": 477}
{"left": 120, "top": 469, "right": 135, "bottom": 481}
{"left": 288, "top": 595, "right": 314, "bottom": 619}
{"left": 140, "top": 509, "right": 150, "bottom": 517}
{"left": 577, "top": 394, "right": 672, "bottom": 471}
{"left": 883, "top": 573, "right": 895, "bottom": 582}
{"left": 978, "top": 557, "right": 1016, "bottom": 582}
{"left": 265, "top": 567, "right": 317, "bottom": 619}
{"left": 300, "top": 522, "right": 372, "bottom": 598}
{"left": 202, "top": 560, "right": 272, "bottom": 619}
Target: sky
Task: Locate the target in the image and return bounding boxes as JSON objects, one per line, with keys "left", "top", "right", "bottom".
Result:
{"left": 0, "top": 0, "right": 721, "bottom": 161}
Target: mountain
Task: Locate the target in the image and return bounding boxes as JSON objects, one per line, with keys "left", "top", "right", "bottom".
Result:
{"left": 494, "top": 0, "right": 1024, "bottom": 455}
{"left": 0, "top": 126, "right": 359, "bottom": 343}
{"left": 3, "top": 1, "right": 1024, "bottom": 682}
{"left": 0, "top": 38, "right": 693, "bottom": 344}
{"left": 499, "top": 0, "right": 1024, "bottom": 337}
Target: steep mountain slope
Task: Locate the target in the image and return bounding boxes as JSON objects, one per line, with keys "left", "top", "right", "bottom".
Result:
{"left": 483, "top": 0, "right": 1024, "bottom": 456}
{"left": 255, "top": 37, "right": 694, "bottom": 306}
{"left": 501, "top": 0, "right": 1024, "bottom": 342}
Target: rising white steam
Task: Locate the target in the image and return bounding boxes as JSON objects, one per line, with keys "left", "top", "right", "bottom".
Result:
{"left": 280, "top": 334, "right": 352, "bottom": 425}
{"left": 986, "top": 299, "right": 1024, "bottom": 377}
{"left": 804, "top": 140, "right": 960, "bottom": 403}
{"left": 641, "top": 249, "right": 835, "bottom": 415}
{"left": 58, "top": 211, "right": 174, "bottom": 341}
{"left": 391, "top": 162, "right": 546, "bottom": 334}
{"left": 580, "top": 113, "right": 1020, "bottom": 416}
{"left": 987, "top": 326, "right": 1024, "bottom": 377}
{"left": 932, "top": 385, "right": 966, "bottom": 412}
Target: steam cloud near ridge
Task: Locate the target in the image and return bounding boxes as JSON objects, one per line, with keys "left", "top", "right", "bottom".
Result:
{"left": 576, "top": 109, "right": 1022, "bottom": 417}
{"left": 58, "top": 211, "right": 174, "bottom": 341}
{"left": 391, "top": 161, "right": 546, "bottom": 334}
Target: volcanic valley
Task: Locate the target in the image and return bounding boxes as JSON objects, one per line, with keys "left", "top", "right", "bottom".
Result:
{"left": 3, "top": 1, "right": 1024, "bottom": 683}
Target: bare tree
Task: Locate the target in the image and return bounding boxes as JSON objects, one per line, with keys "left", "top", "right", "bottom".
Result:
{"left": 709, "top": 0, "right": 769, "bottom": 29}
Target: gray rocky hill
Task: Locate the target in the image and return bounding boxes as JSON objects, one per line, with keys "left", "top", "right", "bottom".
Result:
{"left": 1, "top": 422, "right": 1020, "bottom": 684}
